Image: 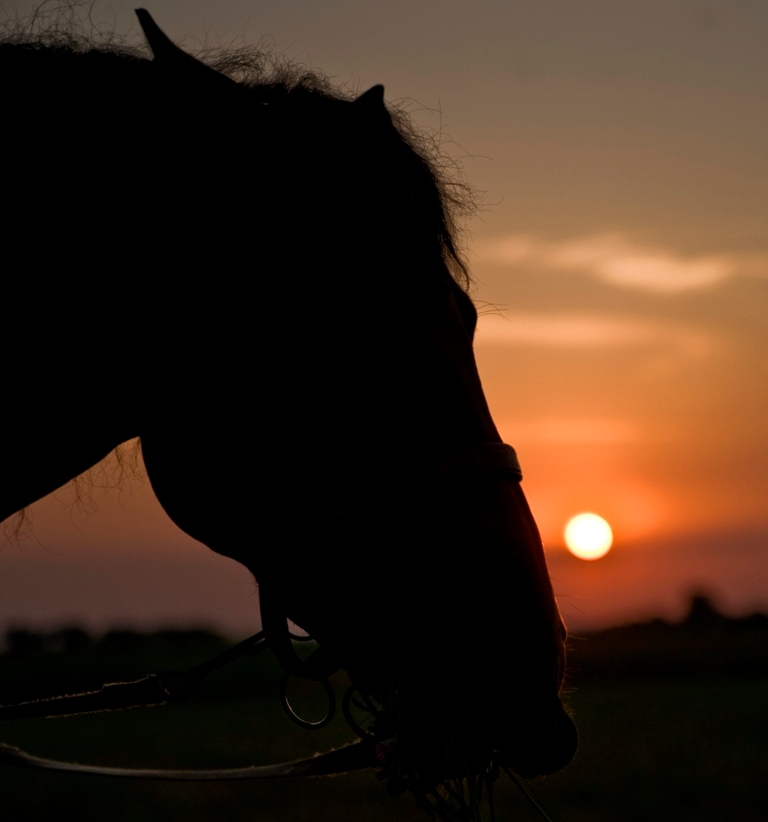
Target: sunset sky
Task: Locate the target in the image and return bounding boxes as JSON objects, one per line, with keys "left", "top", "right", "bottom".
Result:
{"left": 3, "top": 0, "right": 767, "bottom": 633}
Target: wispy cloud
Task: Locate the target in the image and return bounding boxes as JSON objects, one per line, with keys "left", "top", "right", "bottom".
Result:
{"left": 476, "top": 233, "right": 768, "bottom": 293}
{"left": 475, "top": 312, "right": 712, "bottom": 359}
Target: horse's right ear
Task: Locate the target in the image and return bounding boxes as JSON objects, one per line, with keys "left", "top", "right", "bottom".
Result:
{"left": 135, "top": 9, "right": 235, "bottom": 89}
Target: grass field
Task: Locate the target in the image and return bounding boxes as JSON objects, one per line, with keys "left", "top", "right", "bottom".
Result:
{"left": 0, "top": 611, "right": 766, "bottom": 821}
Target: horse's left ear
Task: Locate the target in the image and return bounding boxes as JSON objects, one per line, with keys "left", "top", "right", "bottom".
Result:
{"left": 135, "top": 8, "right": 235, "bottom": 88}
{"left": 355, "top": 84, "right": 390, "bottom": 121}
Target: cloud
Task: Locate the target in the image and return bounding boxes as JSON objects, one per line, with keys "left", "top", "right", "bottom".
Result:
{"left": 476, "top": 233, "right": 768, "bottom": 293}
{"left": 475, "top": 312, "right": 712, "bottom": 358}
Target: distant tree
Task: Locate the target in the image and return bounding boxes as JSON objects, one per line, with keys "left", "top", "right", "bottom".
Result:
{"left": 684, "top": 593, "right": 723, "bottom": 627}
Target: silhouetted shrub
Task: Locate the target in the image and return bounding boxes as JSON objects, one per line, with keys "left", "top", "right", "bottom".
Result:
{"left": 99, "top": 629, "right": 144, "bottom": 653}
{"left": 47, "top": 627, "right": 91, "bottom": 654}
{"left": 5, "top": 628, "right": 45, "bottom": 656}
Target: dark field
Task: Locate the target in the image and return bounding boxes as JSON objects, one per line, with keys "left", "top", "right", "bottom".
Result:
{"left": 1, "top": 601, "right": 766, "bottom": 821}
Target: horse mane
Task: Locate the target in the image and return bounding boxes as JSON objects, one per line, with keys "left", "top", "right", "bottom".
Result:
{"left": 0, "top": 3, "right": 477, "bottom": 287}
{"left": 0, "top": 5, "right": 479, "bottom": 540}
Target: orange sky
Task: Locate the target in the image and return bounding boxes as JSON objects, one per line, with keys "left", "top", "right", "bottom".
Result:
{"left": 3, "top": 0, "right": 767, "bottom": 632}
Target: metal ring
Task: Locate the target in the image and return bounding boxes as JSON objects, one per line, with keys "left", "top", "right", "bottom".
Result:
{"left": 279, "top": 672, "right": 335, "bottom": 730}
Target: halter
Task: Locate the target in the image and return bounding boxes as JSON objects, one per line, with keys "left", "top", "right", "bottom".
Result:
{"left": 0, "top": 443, "right": 522, "bottom": 781}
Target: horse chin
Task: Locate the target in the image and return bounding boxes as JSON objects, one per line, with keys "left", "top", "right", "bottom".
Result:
{"left": 382, "top": 704, "right": 577, "bottom": 784}
{"left": 343, "top": 639, "right": 577, "bottom": 781}
{"left": 370, "top": 675, "right": 578, "bottom": 782}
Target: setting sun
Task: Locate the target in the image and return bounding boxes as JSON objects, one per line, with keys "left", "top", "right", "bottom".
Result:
{"left": 564, "top": 513, "right": 613, "bottom": 560}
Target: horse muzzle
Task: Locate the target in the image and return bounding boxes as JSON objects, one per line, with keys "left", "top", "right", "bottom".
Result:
{"left": 494, "top": 696, "right": 578, "bottom": 778}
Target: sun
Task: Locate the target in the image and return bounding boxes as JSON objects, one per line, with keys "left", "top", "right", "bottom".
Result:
{"left": 564, "top": 513, "right": 613, "bottom": 560}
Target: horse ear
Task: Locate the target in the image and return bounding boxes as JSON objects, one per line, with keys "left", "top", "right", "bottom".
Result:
{"left": 135, "top": 8, "right": 235, "bottom": 88}
{"left": 355, "top": 84, "right": 389, "bottom": 116}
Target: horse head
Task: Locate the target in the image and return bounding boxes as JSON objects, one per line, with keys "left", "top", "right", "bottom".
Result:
{"left": 129, "top": 11, "right": 577, "bottom": 781}
{"left": 0, "top": 9, "right": 576, "bottom": 799}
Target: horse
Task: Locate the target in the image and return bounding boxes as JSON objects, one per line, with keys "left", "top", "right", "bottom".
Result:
{"left": 0, "top": 8, "right": 577, "bottom": 813}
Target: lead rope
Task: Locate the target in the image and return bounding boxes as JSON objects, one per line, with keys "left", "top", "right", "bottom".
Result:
{"left": 0, "top": 738, "right": 374, "bottom": 780}
{"left": 0, "top": 630, "right": 268, "bottom": 722}
{"left": 0, "top": 630, "right": 375, "bottom": 779}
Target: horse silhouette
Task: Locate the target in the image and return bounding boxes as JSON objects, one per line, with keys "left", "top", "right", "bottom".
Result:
{"left": 0, "top": 8, "right": 577, "bottom": 805}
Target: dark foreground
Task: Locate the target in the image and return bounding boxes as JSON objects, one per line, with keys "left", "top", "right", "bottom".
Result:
{"left": 0, "top": 600, "right": 766, "bottom": 821}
